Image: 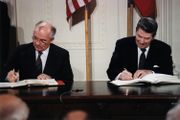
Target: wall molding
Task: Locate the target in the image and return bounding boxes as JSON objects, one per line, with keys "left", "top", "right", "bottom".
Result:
{"left": 157, "top": 0, "right": 172, "bottom": 46}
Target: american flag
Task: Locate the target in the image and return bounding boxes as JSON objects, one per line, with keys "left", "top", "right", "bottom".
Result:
{"left": 66, "top": 0, "right": 92, "bottom": 21}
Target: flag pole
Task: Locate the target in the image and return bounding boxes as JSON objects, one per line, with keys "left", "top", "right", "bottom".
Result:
{"left": 127, "top": 0, "right": 133, "bottom": 36}
{"left": 85, "top": 6, "right": 91, "bottom": 81}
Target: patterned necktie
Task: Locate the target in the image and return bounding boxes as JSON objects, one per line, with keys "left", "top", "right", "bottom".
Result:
{"left": 36, "top": 51, "right": 42, "bottom": 74}
{"left": 139, "top": 48, "right": 146, "bottom": 69}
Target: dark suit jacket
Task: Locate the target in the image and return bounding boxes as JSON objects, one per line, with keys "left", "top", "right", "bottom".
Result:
{"left": 0, "top": 1, "right": 10, "bottom": 76}
{"left": 5, "top": 43, "right": 73, "bottom": 83}
{"left": 107, "top": 37, "right": 173, "bottom": 80}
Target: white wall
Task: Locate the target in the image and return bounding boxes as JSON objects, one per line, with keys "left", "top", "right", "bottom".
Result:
{"left": 172, "top": 0, "right": 180, "bottom": 75}
{"left": 4, "top": 0, "right": 180, "bottom": 80}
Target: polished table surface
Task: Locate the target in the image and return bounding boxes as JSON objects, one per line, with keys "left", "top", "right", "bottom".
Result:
{"left": 1, "top": 81, "right": 180, "bottom": 120}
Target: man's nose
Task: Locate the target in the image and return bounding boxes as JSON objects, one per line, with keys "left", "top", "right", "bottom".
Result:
{"left": 35, "top": 40, "right": 40, "bottom": 45}
{"left": 139, "top": 38, "right": 145, "bottom": 43}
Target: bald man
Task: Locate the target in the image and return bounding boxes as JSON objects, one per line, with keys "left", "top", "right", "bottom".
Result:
{"left": 63, "top": 110, "right": 89, "bottom": 120}
{"left": 166, "top": 102, "right": 180, "bottom": 120}
{"left": 5, "top": 21, "right": 73, "bottom": 84}
{"left": 0, "top": 94, "right": 29, "bottom": 120}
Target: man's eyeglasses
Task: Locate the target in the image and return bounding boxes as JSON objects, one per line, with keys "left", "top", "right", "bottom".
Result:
{"left": 32, "top": 36, "right": 48, "bottom": 45}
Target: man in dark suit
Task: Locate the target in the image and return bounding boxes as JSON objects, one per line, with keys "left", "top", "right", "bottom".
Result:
{"left": 0, "top": 1, "right": 10, "bottom": 77}
{"left": 5, "top": 21, "right": 73, "bottom": 84}
{"left": 107, "top": 17, "right": 173, "bottom": 80}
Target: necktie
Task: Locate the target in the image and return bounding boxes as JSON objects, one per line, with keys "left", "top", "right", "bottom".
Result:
{"left": 139, "top": 48, "right": 146, "bottom": 69}
{"left": 36, "top": 51, "right": 42, "bottom": 74}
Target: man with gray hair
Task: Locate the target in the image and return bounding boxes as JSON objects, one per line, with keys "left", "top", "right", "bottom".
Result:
{"left": 166, "top": 102, "right": 180, "bottom": 120}
{"left": 5, "top": 20, "right": 73, "bottom": 84}
{"left": 0, "top": 94, "right": 29, "bottom": 120}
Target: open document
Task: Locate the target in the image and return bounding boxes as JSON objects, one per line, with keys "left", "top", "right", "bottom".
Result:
{"left": 110, "top": 73, "right": 180, "bottom": 86}
{"left": 0, "top": 79, "right": 64, "bottom": 88}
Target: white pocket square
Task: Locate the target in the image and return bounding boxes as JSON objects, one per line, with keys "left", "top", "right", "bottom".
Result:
{"left": 153, "top": 65, "right": 159, "bottom": 68}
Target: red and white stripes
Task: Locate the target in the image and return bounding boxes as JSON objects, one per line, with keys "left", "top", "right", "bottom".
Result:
{"left": 66, "top": 0, "right": 91, "bottom": 20}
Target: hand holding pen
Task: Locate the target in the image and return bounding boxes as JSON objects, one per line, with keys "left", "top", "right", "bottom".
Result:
{"left": 6, "top": 69, "right": 19, "bottom": 82}
{"left": 119, "top": 68, "right": 133, "bottom": 80}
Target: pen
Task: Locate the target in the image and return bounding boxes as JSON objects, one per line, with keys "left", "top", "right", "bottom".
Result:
{"left": 122, "top": 68, "right": 133, "bottom": 80}
{"left": 16, "top": 70, "right": 20, "bottom": 82}
{"left": 72, "top": 89, "right": 83, "bottom": 92}
{"left": 13, "top": 69, "right": 19, "bottom": 82}
{"left": 124, "top": 68, "right": 128, "bottom": 71}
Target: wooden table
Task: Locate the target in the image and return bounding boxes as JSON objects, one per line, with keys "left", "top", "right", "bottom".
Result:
{"left": 1, "top": 81, "right": 180, "bottom": 120}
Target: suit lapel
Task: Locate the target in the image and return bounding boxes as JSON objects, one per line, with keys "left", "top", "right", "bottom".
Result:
{"left": 145, "top": 43, "right": 156, "bottom": 68}
{"left": 132, "top": 40, "right": 138, "bottom": 70}
{"left": 126, "top": 39, "right": 138, "bottom": 72}
{"left": 29, "top": 45, "right": 37, "bottom": 71}
{"left": 43, "top": 45, "right": 53, "bottom": 73}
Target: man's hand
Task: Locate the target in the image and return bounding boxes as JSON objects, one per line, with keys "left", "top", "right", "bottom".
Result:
{"left": 37, "top": 73, "right": 52, "bottom": 80}
{"left": 119, "top": 69, "right": 133, "bottom": 80}
{"left": 7, "top": 69, "right": 19, "bottom": 82}
{"left": 133, "top": 70, "right": 153, "bottom": 79}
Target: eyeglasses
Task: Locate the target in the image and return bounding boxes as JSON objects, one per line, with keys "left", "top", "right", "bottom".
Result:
{"left": 32, "top": 36, "right": 49, "bottom": 45}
